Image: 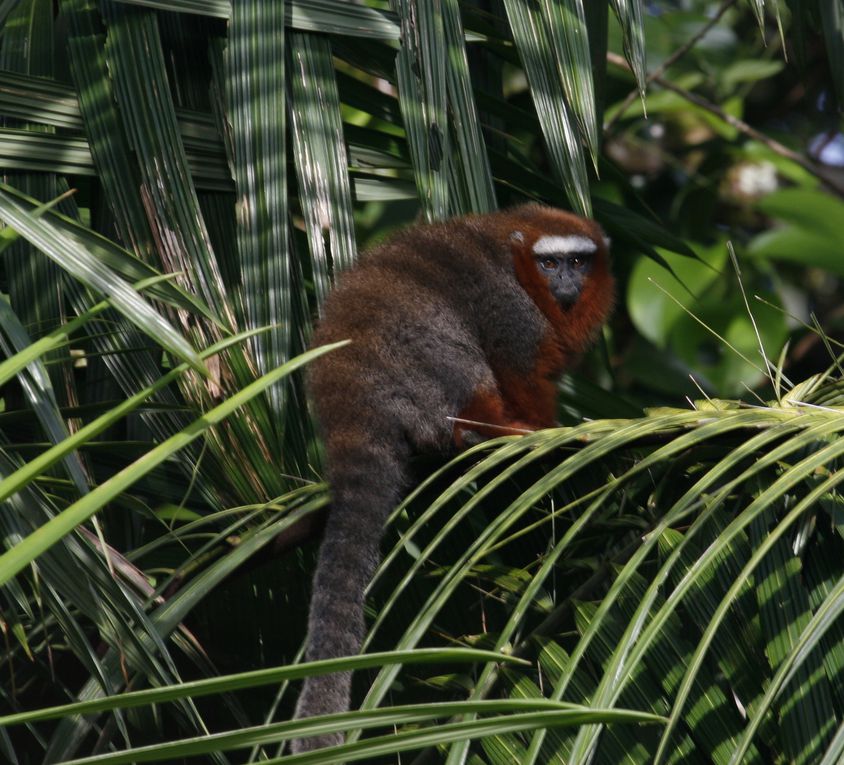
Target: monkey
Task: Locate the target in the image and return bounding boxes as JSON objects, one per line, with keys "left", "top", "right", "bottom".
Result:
{"left": 291, "top": 204, "right": 614, "bottom": 753}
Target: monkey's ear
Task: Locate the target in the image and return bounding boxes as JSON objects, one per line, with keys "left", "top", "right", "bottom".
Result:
{"left": 510, "top": 231, "right": 525, "bottom": 244}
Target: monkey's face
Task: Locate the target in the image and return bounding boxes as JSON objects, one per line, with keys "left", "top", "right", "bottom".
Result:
{"left": 493, "top": 204, "right": 613, "bottom": 332}
{"left": 530, "top": 234, "right": 598, "bottom": 307}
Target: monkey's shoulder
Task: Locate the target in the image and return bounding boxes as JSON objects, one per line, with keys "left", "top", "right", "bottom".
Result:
{"left": 317, "top": 225, "right": 520, "bottom": 332}
{"left": 362, "top": 222, "right": 509, "bottom": 287}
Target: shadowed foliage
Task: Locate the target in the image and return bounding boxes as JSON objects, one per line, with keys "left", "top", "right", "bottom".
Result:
{"left": 0, "top": 1, "right": 843, "bottom": 763}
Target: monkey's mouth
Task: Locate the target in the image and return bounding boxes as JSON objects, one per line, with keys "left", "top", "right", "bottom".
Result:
{"left": 556, "top": 291, "right": 581, "bottom": 309}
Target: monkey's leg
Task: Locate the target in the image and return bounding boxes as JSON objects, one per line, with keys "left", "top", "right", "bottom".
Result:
{"left": 452, "top": 387, "right": 535, "bottom": 448}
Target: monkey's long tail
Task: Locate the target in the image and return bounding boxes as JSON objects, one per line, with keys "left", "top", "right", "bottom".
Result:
{"left": 290, "top": 437, "right": 408, "bottom": 754}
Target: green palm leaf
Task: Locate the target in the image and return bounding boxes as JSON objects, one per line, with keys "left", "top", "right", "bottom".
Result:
{"left": 3, "top": 2, "right": 842, "bottom": 762}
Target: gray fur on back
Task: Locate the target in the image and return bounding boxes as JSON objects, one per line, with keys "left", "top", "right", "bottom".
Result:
{"left": 290, "top": 209, "right": 556, "bottom": 755}
{"left": 309, "top": 218, "right": 547, "bottom": 452}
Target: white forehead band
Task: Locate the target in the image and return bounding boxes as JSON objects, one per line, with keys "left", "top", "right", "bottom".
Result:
{"left": 532, "top": 234, "right": 597, "bottom": 255}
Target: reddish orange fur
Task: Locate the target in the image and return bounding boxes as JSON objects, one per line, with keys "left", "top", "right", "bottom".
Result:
{"left": 453, "top": 388, "right": 535, "bottom": 447}
{"left": 457, "top": 210, "right": 614, "bottom": 436}
{"left": 296, "top": 205, "right": 614, "bottom": 752}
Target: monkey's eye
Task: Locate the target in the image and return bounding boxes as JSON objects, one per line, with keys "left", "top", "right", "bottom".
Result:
{"left": 568, "top": 254, "right": 589, "bottom": 269}
{"left": 539, "top": 256, "right": 558, "bottom": 271}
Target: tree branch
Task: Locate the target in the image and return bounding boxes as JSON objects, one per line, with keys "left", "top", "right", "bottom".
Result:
{"left": 606, "top": 52, "right": 844, "bottom": 197}
{"left": 604, "top": 0, "right": 739, "bottom": 133}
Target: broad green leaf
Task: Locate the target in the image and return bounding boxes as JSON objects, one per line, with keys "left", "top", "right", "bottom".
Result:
{"left": 721, "top": 58, "right": 785, "bottom": 89}
{"left": 502, "top": 0, "right": 591, "bottom": 216}
{"left": 0, "top": 652, "right": 527, "bottom": 725}
{"left": 0, "top": 69, "right": 82, "bottom": 128}
{"left": 609, "top": 0, "right": 646, "bottom": 96}
{"left": 102, "top": 2, "right": 230, "bottom": 320}
{"left": 748, "top": 515, "right": 835, "bottom": 763}
{"left": 442, "top": 0, "right": 497, "bottom": 213}
{"left": 0, "top": 342, "right": 345, "bottom": 587}
{"left": 394, "top": 0, "right": 450, "bottom": 219}
{"left": 226, "top": 0, "right": 291, "bottom": 421}
{"left": 0, "top": 298, "right": 109, "bottom": 388}
{"left": 756, "top": 188, "right": 844, "bottom": 242}
{"left": 627, "top": 241, "right": 727, "bottom": 346}
{"left": 0, "top": 186, "right": 205, "bottom": 373}
{"left": 652, "top": 440, "right": 844, "bottom": 764}
{"left": 748, "top": 227, "right": 844, "bottom": 277}
{"left": 114, "top": 0, "right": 402, "bottom": 38}
{"left": 540, "top": 0, "right": 599, "bottom": 169}
{"left": 0, "top": 183, "right": 221, "bottom": 324}
{"left": 0, "top": 328, "right": 262, "bottom": 504}
{"left": 52, "top": 705, "right": 662, "bottom": 765}
{"left": 288, "top": 31, "right": 357, "bottom": 307}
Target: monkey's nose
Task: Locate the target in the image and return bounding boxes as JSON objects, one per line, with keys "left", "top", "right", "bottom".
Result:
{"left": 556, "top": 281, "right": 580, "bottom": 307}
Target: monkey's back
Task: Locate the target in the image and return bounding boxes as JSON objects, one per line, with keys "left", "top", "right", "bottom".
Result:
{"left": 308, "top": 217, "right": 548, "bottom": 455}
{"left": 293, "top": 205, "right": 614, "bottom": 752}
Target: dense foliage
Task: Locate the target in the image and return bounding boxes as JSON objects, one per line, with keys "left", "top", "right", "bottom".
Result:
{"left": 0, "top": 0, "right": 843, "bottom": 763}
